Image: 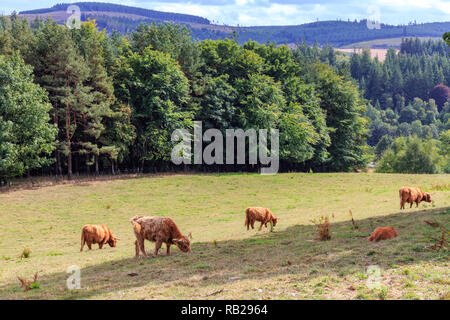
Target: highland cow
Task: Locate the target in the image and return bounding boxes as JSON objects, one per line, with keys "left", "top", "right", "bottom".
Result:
{"left": 130, "top": 215, "right": 191, "bottom": 258}
{"left": 399, "top": 187, "right": 431, "bottom": 209}
{"left": 80, "top": 225, "right": 117, "bottom": 251}
{"left": 244, "top": 207, "right": 278, "bottom": 231}
{"left": 368, "top": 227, "right": 398, "bottom": 242}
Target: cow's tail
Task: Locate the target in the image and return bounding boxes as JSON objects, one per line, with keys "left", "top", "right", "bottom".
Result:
{"left": 130, "top": 216, "right": 142, "bottom": 234}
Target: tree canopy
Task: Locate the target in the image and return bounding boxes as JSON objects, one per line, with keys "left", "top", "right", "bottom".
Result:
{"left": 1, "top": 16, "right": 448, "bottom": 180}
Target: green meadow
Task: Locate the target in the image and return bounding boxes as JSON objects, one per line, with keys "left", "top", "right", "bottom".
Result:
{"left": 0, "top": 172, "right": 448, "bottom": 299}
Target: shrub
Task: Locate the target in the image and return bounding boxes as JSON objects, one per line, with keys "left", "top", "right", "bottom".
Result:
{"left": 376, "top": 135, "right": 443, "bottom": 173}
{"left": 20, "top": 248, "right": 31, "bottom": 259}
{"left": 310, "top": 214, "right": 334, "bottom": 241}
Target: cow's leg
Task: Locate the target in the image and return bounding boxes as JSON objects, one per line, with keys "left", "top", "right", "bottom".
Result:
{"left": 134, "top": 240, "right": 140, "bottom": 257}
{"left": 258, "top": 222, "right": 264, "bottom": 231}
{"left": 138, "top": 239, "right": 147, "bottom": 258}
{"left": 166, "top": 244, "right": 171, "bottom": 256}
{"left": 87, "top": 241, "right": 92, "bottom": 250}
{"left": 99, "top": 242, "right": 104, "bottom": 249}
{"left": 251, "top": 220, "right": 255, "bottom": 229}
{"left": 154, "top": 240, "right": 162, "bottom": 257}
{"left": 410, "top": 202, "right": 413, "bottom": 208}
{"left": 80, "top": 235, "right": 85, "bottom": 252}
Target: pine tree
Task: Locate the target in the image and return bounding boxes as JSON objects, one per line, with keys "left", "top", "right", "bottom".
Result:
{"left": 73, "top": 20, "right": 117, "bottom": 175}
{"left": 29, "top": 19, "right": 91, "bottom": 180}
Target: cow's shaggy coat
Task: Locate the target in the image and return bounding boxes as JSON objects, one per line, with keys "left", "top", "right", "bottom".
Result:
{"left": 244, "top": 207, "right": 278, "bottom": 231}
{"left": 399, "top": 187, "right": 431, "bottom": 209}
{"left": 368, "top": 227, "right": 398, "bottom": 242}
{"left": 80, "top": 225, "right": 117, "bottom": 251}
{"left": 130, "top": 215, "right": 191, "bottom": 257}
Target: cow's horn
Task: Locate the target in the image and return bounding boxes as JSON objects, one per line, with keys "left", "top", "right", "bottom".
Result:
{"left": 187, "top": 232, "right": 192, "bottom": 239}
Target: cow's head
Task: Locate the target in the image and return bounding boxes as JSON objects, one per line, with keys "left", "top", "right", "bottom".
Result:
{"left": 424, "top": 192, "right": 432, "bottom": 202}
{"left": 272, "top": 217, "right": 278, "bottom": 227}
{"left": 174, "top": 233, "right": 192, "bottom": 253}
{"left": 108, "top": 236, "right": 117, "bottom": 248}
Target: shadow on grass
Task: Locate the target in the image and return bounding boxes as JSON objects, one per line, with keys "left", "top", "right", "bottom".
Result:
{"left": 1, "top": 207, "right": 448, "bottom": 299}
{"left": 0, "top": 172, "right": 184, "bottom": 194}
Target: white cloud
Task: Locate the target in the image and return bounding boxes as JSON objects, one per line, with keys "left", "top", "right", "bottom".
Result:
{"left": 5, "top": 0, "right": 450, "bottom": 26}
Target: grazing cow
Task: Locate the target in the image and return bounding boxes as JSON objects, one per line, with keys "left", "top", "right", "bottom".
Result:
{"left": 80, "top": 225, "right": 117, "bottom": 251}
{"left": 368, "top": 227, "right": 398, "bottom": 242}
{"left": 399, "top": 187, "right": 431, "bottom": 209}
{"left": 244, "top": 207, "right": 278, "bottom": 231}
{"left": 130, "top": 215, "right": 191, "bottom": 258}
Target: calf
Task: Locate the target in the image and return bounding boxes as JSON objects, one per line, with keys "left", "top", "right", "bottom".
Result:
{"left": 368, "top": 227, "right": 398, "bottom": 242}
{"left": 130, "top": 215, "right": 191, "bottom": 258}
{"left": 244, "top": 207, "right": 278, "bottom": 231}
{"left": 80, "top": 225, "right": 117, "bottom": 251}
{"left": 399, "top": 187, "right": 431, "bottom": 209}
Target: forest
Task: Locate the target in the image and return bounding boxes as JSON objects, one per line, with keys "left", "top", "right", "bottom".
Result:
{"left": 20, "top": 2, "right": 211, "bottom": 25}
{"left": 0, "top": 15, "right": 449, "bottom": 183}
{"left": 17, "top": 2, "right": 450, "bottom": 46}
{"left": 56, "top": 16, "right": 450, "bottom": 47}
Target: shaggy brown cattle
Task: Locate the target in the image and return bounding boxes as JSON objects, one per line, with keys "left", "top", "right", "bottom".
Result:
{"left": 368, "top": 227, "right": 398, "bottom": 242}
{"left": 399, "top": 187, "right": 431, "bottom": 209}
{"left": 130, "top": 215, "right": 191, "bottom": 257}
{"left": 80, "top": 225, "right": 117, "bottom": 251}
{"left": 244, "top": 207, "right": 278, "bottom": 231}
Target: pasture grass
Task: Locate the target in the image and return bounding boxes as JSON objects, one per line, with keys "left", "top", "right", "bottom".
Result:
{"left": 0, "top": 172, "right": 448, "bottom": 299}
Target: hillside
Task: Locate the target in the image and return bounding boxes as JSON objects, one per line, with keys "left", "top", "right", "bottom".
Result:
{"left": 19, "top": 2, "right": 210, "bottom": 25}
{"left": 341, "top": 36, "right": 443, "bottom": 49}
{"left": 0, "top": 173, "right": 449, "bottom": 299}
{"left": 18, "top": 2, "right": 450, "bottom": 47}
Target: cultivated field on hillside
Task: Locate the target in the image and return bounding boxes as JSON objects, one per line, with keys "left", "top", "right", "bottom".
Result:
{"left": 335, "top": 48, "right": 398, "bottom": 62}
{"left": 335, "top": 37, "right": 443, "bottom": 61}
{"left": 0, "top": 173, "right": 448, "bottom": 299}
{"left": 341, "top": 37, "right": 442, "bottom": 49}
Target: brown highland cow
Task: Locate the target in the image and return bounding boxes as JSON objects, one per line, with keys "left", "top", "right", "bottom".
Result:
{"left": 244, "top": 207, "right": 278, "bottom": 231}
{"left": 368, "top": 227, "right": 398, "bottom": 242}
{"left": 130, "top": 215, "right": 191, "bottom": 257}
{"left": 80, "top": 225, "right": 117, "bottom": 251}
{"left": 399, "top": 187, "right": 431, "bottom": 209}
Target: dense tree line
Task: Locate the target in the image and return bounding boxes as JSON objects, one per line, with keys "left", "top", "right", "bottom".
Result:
{"left": 65, "top": 18, "right": 450, "bottom": 47}
{"left": 16, "top": 1, "right": 450, "bottom": 46}
{"left": 345, "top": 39, "right": 450, "bottom": 152}
{"left": 293, "top": 37, "right": 450, "bottom": 173}
{"left": 350, "top": 38, "right": 450, "bottom": 173}
{"left": 0, "top": 17, "right": 371, "bottom": 182}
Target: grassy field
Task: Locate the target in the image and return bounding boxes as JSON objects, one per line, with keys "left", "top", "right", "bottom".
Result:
{"left": 340, "top": 37, "right": 443, "bottom": 49}
{"left": 0, "top": 172, "right": 448, "bottom": 300}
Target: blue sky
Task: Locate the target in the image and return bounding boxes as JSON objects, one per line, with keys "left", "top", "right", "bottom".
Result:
{"left": 1, "top": 0, "right": 449, "bottom": 26}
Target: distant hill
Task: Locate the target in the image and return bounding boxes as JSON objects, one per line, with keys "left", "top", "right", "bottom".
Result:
{"left": 18, "top": 2, "right": 450, "bottom": 47}
{"left": 19, "top": 2, "right": 210, "bottom": 25}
